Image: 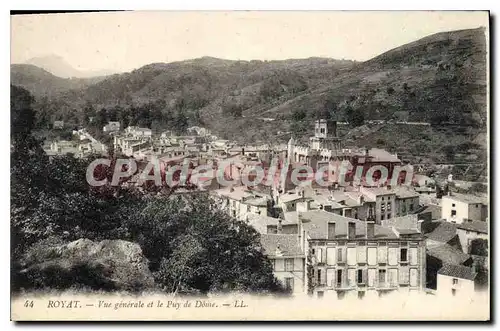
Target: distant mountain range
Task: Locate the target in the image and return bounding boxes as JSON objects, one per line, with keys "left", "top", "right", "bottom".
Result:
{"left": 10, "top": 28, "right": 487, "bottom": 172}
{"left": 22, "top": 55, "right": 117, "bottom": 79}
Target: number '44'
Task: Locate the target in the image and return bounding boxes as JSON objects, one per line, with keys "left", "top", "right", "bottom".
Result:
{"left": 24, "top": 300, "right": 34, "bottom": 308}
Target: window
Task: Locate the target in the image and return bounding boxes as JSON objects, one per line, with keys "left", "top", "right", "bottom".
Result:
{"left": 285, "top": 258, "right": 294, "bottom": 271}
{"left": 378, "top": 245, "right": 388, "bottom": 264}
{"left": 389, "top": 269, "right": 398, "bottom": 287}
{"left": 476, "top": 204, "right": 479, "bottom": 208}
{"left": 367, "top": 247, "right": 377, "bottom": 266}
{"left": 348, "top": 269, "right": 356, "bottom": 287}
{"left": 316, "top": 248, "right": 323, "bottom": 264}
{"left": 326, "top": 268, "right": 335, "bottom": 286}
{"left": 400, "top": 248, "right": 408, "bottom": 262}
{"left": 451, "top": 210, "right": 457, "bottom": 216}
{"left": 247, "top": 205, "right": 251, "bottom": 212}
{"left": 381, "top": 214, "right": 385, "bottom": 220}
{"left": 381, "top": 203, "right": 385, "bottom": 212}
{"left": 399, "top": 267, "right": 409, "bottom": 285}
{"left": 320, "top": 128, "right": 325, "bottom": 134}
{"left": 402, "top": 205, "right": 406, "bottom": 214}
{"left": 337, "top": 248, "right": 345, "bottom": 263}
{"left": 357, "top": 270, "right": 364, "bottom": 284}
{"left": 410, "top": 268, "right": 418, "bottom": 287}
{"left": 285, "top": 277, "right": 294, "bottom": 291}
{"left": 378, "top": 269, "right": 387, "bottom": 286}
{"left": 388, "top": 247, "right": 398, "bottom": 265}
{"left": 317, "top": 291, "right": 324, "bottom": 298}
{"left": 317, "top": 269, "right": 322, "bottom": 284}
{"left": 347, "top": 247, "right": 357, "bottom": 266}
{"left": 336, "top": 269, "right": 343, "bottom": 287}
{"left": 326, "top": 247, "right": 336, "bottom": 265}
{"left": 409, "top": 203, "right": 414, "bottom": 211}
{"left": 452, "top": 203, "right": 456, "bottom": 207}
{"left": 387, "top": 202, "right": 392, "bottom": 211}
{"left": 452, "top": 278, "right": 458, "bottom": 285}
{"left": 357, "top": 245, "right": 367, "bottom": 264}
{"left": 368, "top": 269, "right": 376, "bottom": 287}
{"left": 387, "top": 213, "right": 391, "bottom": 219}
{"left": 409, "top": 247, "right": 418, "bottom": 265}
{"left": 382, "top": 197, "right": 385, "bottom": 201}
{"left": 270, "top": 259, "right": 275, "bottom": 270}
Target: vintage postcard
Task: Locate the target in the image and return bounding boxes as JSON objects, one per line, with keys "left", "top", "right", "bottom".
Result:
{"left": 10, "top": 11, "right": 490, "bottom": 321}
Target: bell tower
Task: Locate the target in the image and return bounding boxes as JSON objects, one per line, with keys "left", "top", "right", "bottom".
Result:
{"left": 310, "top": 119, "right": 341, "bottom": 152}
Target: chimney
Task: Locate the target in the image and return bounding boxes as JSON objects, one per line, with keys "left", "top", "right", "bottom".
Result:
{"left": 366, "top": 221, "right": 375, "bottom": 239}
{"left": 348, "top": 222, "right": 356, "bottom": 240}
{"left": 328, "top": 222, "right": 336, "bottom": 240}
{"left": 277, "top": 219, "right": 283, "bottom": 234}
{"left": 417, "top": 219, "right": 424, "bottom": 232}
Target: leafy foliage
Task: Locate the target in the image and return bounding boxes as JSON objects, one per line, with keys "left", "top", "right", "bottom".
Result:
{"left": 11, "top": 86, "right": 284, "bottom": 295}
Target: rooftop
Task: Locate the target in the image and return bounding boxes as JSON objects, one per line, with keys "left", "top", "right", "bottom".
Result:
{"left": 260, "top": 234, "right": 304, "bottom": 258}
{"left": 428, "top": 244, "right": 471, "bottom": 265}
{"left": 438, "top": 264, "right": 477, "bottom": 281}
{"left": 298, "top": 210, "right": 399, "bottom": 240}
{"left": 425, "top": 221, "right": 458, "bottom": 243}
{"left": 443, "top": 193, "right": 488, "bottom": 205}
{"left": 456, "top": 220, "right": 488, "bottom": 234}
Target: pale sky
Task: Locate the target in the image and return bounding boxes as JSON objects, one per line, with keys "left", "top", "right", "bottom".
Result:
{"left": 11, "top": 11, "right": 488, "bottom": 73}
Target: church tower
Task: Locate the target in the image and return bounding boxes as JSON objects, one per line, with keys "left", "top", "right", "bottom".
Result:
{"left": 309, "top": 119, "right": 341, "bottom": 152}
{"left": 287, "top": 136, "right": 295, "bottom": 164}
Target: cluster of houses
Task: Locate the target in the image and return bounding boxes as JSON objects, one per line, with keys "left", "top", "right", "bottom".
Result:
{"left": 208, "top": 119, "right": 489, "bottom": 299}
{"left": 50, "top": 117, "right": 489, "bottom": 299}
{"left": 45, "top": 128, "right": 108, "bottom": 158}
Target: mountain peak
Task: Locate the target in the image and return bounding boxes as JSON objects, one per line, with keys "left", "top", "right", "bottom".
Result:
{"left": 24, "top": 54, "right": 116, "bottom": 79}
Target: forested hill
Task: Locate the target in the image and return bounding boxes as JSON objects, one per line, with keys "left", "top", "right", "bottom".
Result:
{"left": 11, "top": 28, "right": 487, "bottom": 144}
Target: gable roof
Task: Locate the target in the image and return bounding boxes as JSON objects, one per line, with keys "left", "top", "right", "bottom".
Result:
{"left": 425, "top": 221, "right": 458, "bottom": 243}
{"left": 438, "top": 264, "right": 477, "bottom": 281}
{"left": 260, "top": 234, "right": 304, "bottom": 258}
{"left": 427, "top": 244, "right": 471, "bottom": 265}
{"left": 456, "top": 220, "right": 488, "bottom": 234}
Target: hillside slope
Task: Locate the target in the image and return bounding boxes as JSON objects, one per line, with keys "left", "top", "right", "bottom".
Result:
{"left": 10, "top": 28, "right": 487, "bottom": 170}
{"left": 11, "top": 64, "right": 112, "bottom": 98}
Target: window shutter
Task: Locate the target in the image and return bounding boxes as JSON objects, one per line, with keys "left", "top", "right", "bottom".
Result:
{"left": 326, "top": 247, "right": 336, "bottom": 265}
{"left": 409, "top": 247, "right": 418, "bottom": 265}
{"left": 357, "top": 245, "right": 367, "bottom": 264}
{"left": 368, "top": 268, "right": 376, "bottom": 287}
{"left": 378, "top": 246, "right": 388, "bottom": 263}
{"left": 410, "top": 268, "right": 418, "bottom": 287}
{"left": 388, "top": 248, "right": 398, "bottom": 265}
{"left": 316, "top": 248, "right": 323, "bottom": 263}
{"left": 327, "top": 268, "right": 335, "bottom": 286}
{"left": 399, "top": 266, "right": 409, "bottom": 285}
{"left": 347, "top": 247, "right": 357, "bottom": 265}
{"left": 367, "top": 247, "right": 377, "bottom": 265}
{"left": 362, "top": 269, "right": 368, "bottom": 284}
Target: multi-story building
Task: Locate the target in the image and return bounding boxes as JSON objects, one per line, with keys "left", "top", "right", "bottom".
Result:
{"left": 455, "top": 220, "right": 488, "bottom": 254}
{"left": 260, "top": 233, "right": 308, "bottom": 295}
{"left": 436, "top": 264, "right": 478, "bottom": 297}
{"left": 441, "top": 193, "right": 488, "bottom": 224}
{"left": 213, "top": 186, "right": 271, "bottom": 221}
{"left": 297, "top": 209, "right": 426, "bottom": 299}
{"left": 103, "top": 121, "right": 121, "bottom": 133}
